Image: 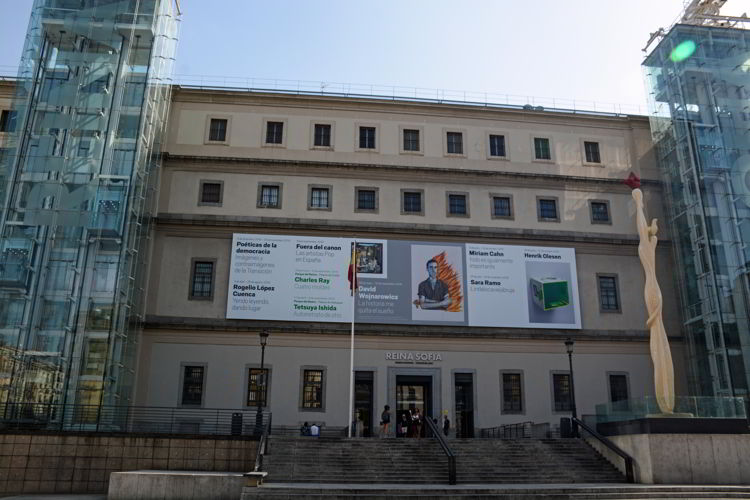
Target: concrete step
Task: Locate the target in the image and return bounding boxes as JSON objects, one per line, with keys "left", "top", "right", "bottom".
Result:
{"left": 242, "top": 484, "right": 750, "bottom": 499}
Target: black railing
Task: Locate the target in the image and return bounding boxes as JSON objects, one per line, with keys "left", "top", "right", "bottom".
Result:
{"left": 423, "top": 415, "right": 456, "bottom": 485}
{"left": 1, "top": 402, "right": 269, "bottom": 437}
{"left": 574, "top": 417, "right": 635, "bottom": 483}
{"left": 480, "top": 421, "right": 533, "bottom": 439}
{"left": 254, "top": 412, "right": 272, "bottom": 472}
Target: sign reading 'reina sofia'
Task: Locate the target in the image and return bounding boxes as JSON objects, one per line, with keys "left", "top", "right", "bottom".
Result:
{"left": 226, "top": 233, "right": 582, "bottom": 329}
{"left": 385, "top": 351, "right": 443, "bottom": 362}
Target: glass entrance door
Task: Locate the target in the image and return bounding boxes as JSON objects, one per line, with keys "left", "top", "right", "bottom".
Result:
{"left": 354, "top": 371, "right": 373, "bottom": 437}
{"left": 455, "top": 372, "right": 475, "bottom": 438}
{"left": 396, "top": 375, "right": 431, "bottom": 437}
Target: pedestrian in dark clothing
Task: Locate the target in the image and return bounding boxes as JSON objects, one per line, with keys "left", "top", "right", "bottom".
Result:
{"left": 380, "top": 405, "right": 391, "bottom": 437}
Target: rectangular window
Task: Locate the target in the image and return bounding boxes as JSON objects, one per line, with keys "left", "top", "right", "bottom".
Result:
{"left": 86, "top": 303, "right": 113, "bottom": 330}
{"left": 266, "top": 121, "right": 284, "bottom": 144}
{"left": 247, "top": 368, "right": 269, "bottom": 407}
{"left": 314, "top": 124, "right": 331, "bottom": 147}
{"left": 357, "top": 189, "right": 376, "bottom": 211}
{"left": 403, "top": 191, "right": 422, "bottom": 213}
{"left": 447, "top": 132, "right": 463, "bottom": 154}
{"left": 260, "top": 185, "right": 280, "bottom": 207}
{"left": 448, "top": 194, "right": 467, "bottom": 215}
{"left": 310, "top": 187, "right": 330, "bottom": 209}
{"left": 591, "top": 201, "right": 610, "bottom": 223}
{"left": 584, "top": 141, "right": 601, "bottom": 163}
{"left": 40, "top": 300, "right": 68, "bottom": 329}
{"left": 77, "top": 139, "right": 91, "bottom": 158}
{"left": 538, "top": 198, "right": 558, "bottom": 221}
{"left": 92, "top": 255, "right": 117, "bottom": 292}
{"left": 502, "top": 373, "right": 523, "bottom": 413}
{"left": 0, "top": 110, "right": 17, "bottom": 133}
{"left": 302, "top": 369, "right": 323, "bottom": 409}
{"left": 553, "top": 373, "right": 572, "bottom": 411}
{"left": 81, "top": 338, "right": 107, "bottom": 376}
{"left": 489, "top": 134, "right": 506, "bottom": 157}
{"left": 208, "top": 118, "right": 227, "bottom": 142}
{"left": 609, "top": 374, "right": 629, "bottom": 411}
{"left": 534, "top": 137, "right": 551, "bottom": 160}
{"left": 403, "top": 129, "right": 420, "bottom": 152}
{"left": 598, "top": 275, "right": 620, "bottom": 312}
{"left": 0, "top": 298, "right": 25, "bottom": 326}
{"left": 181, "top": 365, "right": 205, "bottom": 406}
{"left": 190, "top": 261, "right": 214, "bottom": 300}
{"left": 200, "top": 182, "right": 222, "bottom": 204}
{"left": 493, "top": 196, "right": 512, "bottom": 218}
{"left": 359, "top": 127, "right": 376, "bottom": 149}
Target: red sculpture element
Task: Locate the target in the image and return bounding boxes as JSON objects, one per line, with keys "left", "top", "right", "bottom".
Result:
{"left": 624, "top": 172, "right": 641, "bottom": 190}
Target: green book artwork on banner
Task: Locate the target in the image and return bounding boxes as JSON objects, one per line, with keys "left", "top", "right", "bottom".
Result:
{"left": 530, "top": 277, "right": 570, "bottom": 311}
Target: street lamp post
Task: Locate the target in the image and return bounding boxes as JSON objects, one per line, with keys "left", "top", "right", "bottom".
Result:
{"left": 255, "top": 330, "right": 270, "bottom": 435}
{"left": 565, "top": 338, "right": 579, "bottom": 438}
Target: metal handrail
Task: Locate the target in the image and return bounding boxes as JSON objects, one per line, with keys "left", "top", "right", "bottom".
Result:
{"left": 480, "top": 421, "right": 533, "bottom": 439}
{"left": 423, "top": 415, "right": 456, "bottom": 485}
{"left": 253, "top": 413, "right": 272, "bottom": 472}
{"left": 0, "top": 402, "right": 268, "bottom": 438}
{"left": 573, "top": 417, "right": 635, "bottom": 483}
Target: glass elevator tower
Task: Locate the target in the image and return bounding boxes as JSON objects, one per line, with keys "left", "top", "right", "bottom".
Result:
{"left": 0, "top": 0, "right": 179, "bottom": 420}
{"left": 643, "top": 21, "right": 750, "bottom": 399}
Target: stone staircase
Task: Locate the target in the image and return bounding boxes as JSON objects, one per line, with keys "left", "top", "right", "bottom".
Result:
{"left": 261, "top": 436, "right": 450, "bottom": 484}
{"left": 242, "top": 436, "right": 750, "bottom": 498}
{"left": 450, "top": 438, "right": 625, "bottom": 483}
{"left": 258, "top": 435, "right": 623, "bottom": 484}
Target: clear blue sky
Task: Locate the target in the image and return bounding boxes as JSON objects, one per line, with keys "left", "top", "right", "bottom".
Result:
{"left": 2, "top": 0, "right": 742, "bottom": 111}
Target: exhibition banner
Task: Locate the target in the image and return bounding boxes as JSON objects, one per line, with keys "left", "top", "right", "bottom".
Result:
{"left": 227, "top": 234, "right": 581, "bottom": 329}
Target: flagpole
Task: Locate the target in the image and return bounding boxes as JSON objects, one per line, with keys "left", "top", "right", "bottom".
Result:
{"left": 347, "top": 240, "right": 356, "bottom": 438}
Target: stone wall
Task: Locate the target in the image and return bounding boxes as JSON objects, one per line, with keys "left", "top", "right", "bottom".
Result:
{"left": 586, "top": 433, "right": 750, "bottom": 484}
{"left": 0, "top": 432, "right": 258, "bottom": 495}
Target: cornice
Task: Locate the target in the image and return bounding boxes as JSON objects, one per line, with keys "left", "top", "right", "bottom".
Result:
{"left": 163, "top": 155, "right": 661, "bottom": 193}
{"left": 154, "top": 213, "right": 673, "bottom": 252}
{"left": 144, "top": 315, "right": 682, "bottom": 342}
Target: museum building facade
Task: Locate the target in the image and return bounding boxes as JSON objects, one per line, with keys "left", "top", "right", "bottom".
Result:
{"left": 133, "top": 87, "right": 687, "bottom": 435}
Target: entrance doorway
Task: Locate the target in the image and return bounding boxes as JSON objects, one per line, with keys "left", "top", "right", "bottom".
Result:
{"left": 396, "top": 375, "right": 432, "bottom": 438}
{"left": 354, "top": 371, "right": 374, "bottom": 437}
{"left": 454, "top": 372, "right": 475, "bottom": 438}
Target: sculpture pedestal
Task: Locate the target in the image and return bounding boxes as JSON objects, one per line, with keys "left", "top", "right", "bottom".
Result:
{"left": 588, "top": 418, "right": 750, "bottom": 484}
{"left": 598, "top": 417, "right": 748, "bottom": 436}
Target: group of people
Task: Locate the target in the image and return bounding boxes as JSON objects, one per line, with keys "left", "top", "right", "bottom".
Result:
{"left": 398, "top": 408, "right": 425, "bottom": 438}
{"left": 299, "top": 421, "right": 320, "bottom": 436}
{"left": 379, "top": 405, "right": 450, "bottom": 438}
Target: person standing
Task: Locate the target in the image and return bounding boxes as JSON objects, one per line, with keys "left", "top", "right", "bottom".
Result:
{"left": 380, "top": 405, "right": 391, "bottom": 437}
{"left": 443, "top": 414, "right": 450, "bottom": 438}
{"left": 412, "top": 408, "right": 423, "bottom": 438}
{"left": 399, "top": 413, "right": 409, "bottom": 437}
{"left": 355, "top": 410, "right": 364, "bottom": 438}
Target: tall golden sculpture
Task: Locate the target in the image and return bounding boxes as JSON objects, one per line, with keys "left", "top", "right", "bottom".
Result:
{"left": 627, "top": 173, "right": 675, "bottom": 414}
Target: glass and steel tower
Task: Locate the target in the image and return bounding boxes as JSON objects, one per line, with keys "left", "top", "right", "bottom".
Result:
{"left": 0, "top": 0, "right": 179, "bottom": 418}
{"left": 643, "top": 15, "right": 750, "bottom": 399}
